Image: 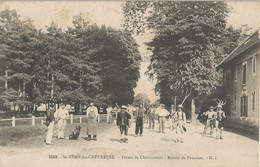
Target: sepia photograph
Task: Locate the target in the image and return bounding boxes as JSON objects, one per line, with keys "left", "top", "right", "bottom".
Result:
{"left": 0, "top": 1, "right": 259, "bottom": 167}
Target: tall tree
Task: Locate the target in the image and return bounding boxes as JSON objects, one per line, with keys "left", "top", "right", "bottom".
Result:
{"left": 0, "top": 9, "right": 142, "bottom": 113}
{"left": 0, "top": 7, "right": 36, "bottom": 113}
{"left": 123, "top": 1, "right": 243, "bottom": 107}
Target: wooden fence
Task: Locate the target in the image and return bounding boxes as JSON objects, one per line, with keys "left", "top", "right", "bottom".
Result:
{"left": 0, "top": 114, "right": 112, "bottom": 127}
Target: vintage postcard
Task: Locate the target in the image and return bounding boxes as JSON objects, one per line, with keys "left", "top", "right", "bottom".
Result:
{"left": 0, "top": 1, "right": 259, "bottom": 167}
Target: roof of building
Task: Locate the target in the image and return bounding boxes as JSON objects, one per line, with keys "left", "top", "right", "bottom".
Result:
{"left": 217, "top": 29, "right": 260, "bottom": 68}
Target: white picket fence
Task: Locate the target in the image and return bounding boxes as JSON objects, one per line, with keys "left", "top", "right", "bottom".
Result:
{"left": 0, "top": 114, "right": 110, "bottom": 127}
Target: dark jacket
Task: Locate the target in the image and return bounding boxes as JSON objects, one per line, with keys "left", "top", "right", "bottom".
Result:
{"left": 45, "top": 108, "right": 55, "bottom": 126}
{"left": 135, "top": 108, "right": 145, "bottom": 119}
{"left": 117, "top": 110, "right": 131, "bottom": 126}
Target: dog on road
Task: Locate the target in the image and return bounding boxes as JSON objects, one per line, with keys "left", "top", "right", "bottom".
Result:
{"left": 69, "top": 126, "right": 81, "bottom": 140}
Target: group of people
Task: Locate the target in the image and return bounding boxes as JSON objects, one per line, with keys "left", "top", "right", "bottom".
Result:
{"left": 45, "top": 103, "right": 70, "bottom": 145}
{"left": 116, "top": 102, "right": 226, "bottom": 143}
{"left": 44, "top": 101, "right": 226, "bottom": 145}
{"left": 116, "top": 103, "right": 187, "bottom": 143}
{"left": 45, "top": 102, "right": 99, "bottom": 145}
{"left": 201, "top": 104, "right": 226, "bottom": 139}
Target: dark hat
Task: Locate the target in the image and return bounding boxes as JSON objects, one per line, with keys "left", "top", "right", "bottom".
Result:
{"left": 49, "top": 103, "right": 55, "bottom": 107}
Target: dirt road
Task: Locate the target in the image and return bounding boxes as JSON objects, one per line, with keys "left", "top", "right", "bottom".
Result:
{"left": 0, "top": 120, "right": 258, "bottom": 167}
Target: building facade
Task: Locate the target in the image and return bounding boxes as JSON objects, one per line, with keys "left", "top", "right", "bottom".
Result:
{"left": 218, "top": 29, "right": 260, "bottom": 133}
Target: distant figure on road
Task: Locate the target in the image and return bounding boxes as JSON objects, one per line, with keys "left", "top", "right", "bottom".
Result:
{"left": 169, "top": 104, "right": 176, "bottom": 130}
{"left": 147, "top": 106, "right": 155, "bottom": 129}
{"left": 106, "top": 106, "right": 113, "bottom": 124}
{"left": 54, "top": 103, "right": 69, "bottom": 139}
{"left": 202, "top": 106, "right": 215, "bottom": 135}
{"left": 173, "top": 104, "right": 186, "bottom": 143}
{"left": 156, "top": 104, "right": 169, "bottom": 133}
{"left": 45, "top": 102, "right": 55, "bottom": 145}
{"left": 86, "top": 102, "right": 98, "bottom": 141}
{"left": 135, "top": 104, "right": 145, "bottom": 137}
{"left": 215, "top": 105, "right": 226, "bottom": 139}
{"left": 117, "top": 105, "right": 131, "bottom": 143}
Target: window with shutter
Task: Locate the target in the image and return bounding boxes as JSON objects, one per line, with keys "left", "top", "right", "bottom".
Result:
{"left": 245, "top": 96, "right": 248, "bottom": 117}
{"left": 241, "top": 96, "right": 244, "bottom": 117}
{"left": 252, "top": 56, "right": 256, "bottom": 74}
{"left": 252, "top": 91, "right": 255, "bottom": 111}
{"left": 240, "top": 96, "right": 248, "bottom": 117}
{"left": 234, "top": 94, "right": 236, "bottom": 112}
{"left": 242, "top": 62, "right": 247, "bottom": 85}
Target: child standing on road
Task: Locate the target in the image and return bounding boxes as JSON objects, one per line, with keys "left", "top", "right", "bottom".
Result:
{"left": 169, "top": 104, "right": 176, "bottom": 130}
{"left": 117, "top": 105, "right": 131, "bottom": 143}
{"left": 173, "top": 105, "right": 186, "bottom": 143}
{"left": 106, "top": 106, "right": 113, "bottom": 124}
{"left": 215, "top": 105, "right": 226, "bottom": 139}
{"left": 202, "top": 106, "right": 215, "bottom": 135}
{"left": 147, "top": 106, "right": 155, "bottom": 129}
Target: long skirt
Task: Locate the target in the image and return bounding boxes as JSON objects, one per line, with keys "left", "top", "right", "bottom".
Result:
{"left": 87, "top": 117, "right": 97, "bottom": 135}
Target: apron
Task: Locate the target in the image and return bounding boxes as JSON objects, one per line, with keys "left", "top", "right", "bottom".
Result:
{"left": 87, "top": 108, "right": 97, "bottom": 135}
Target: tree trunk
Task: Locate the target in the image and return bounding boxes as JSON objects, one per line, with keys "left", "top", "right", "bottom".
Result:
{"left": 23, "top": 79, "right": 25, "bottom": 96}
{"left": 18, "top": 106, "right": 21, "bottom": 115}
{"left": 74, "top": 103, "right": 80, "bottom": 114}
{"left": 80, "top": 104, "right": 83, "bottom": 114}
{"left": 51, "top": 74, "right": 54, "bottom": 99}
{"left": 191, "top": 99, "right": 196, "bottom": 123}
{"left": 5, "top": 69, "right": 8, "bottom": 89}
{"left": 174, "top": 96, "right": 177, "bottom": 111}
{"left": 23, "top": 79, "right": 26, "bottom": 111}
{"left": 79, "top": 69, "right": 82, "bottom": 88}
{"left": 18, "top": 80, "right": 22, "bottom": 97}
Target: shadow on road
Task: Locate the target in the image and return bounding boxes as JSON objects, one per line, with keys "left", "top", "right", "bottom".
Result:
{"left": 128, "top": 134, "right": 136, "bottom": 137}
{"left": 110, "top": 138, "right": 121, "bottom": 142}
{"left": 81, "top": 137, "right": 89, "bottom": 140}
{"left": 225, "top": 127, "right": 259, "bottom": 141}
{"left": 193, "top": 132, "right": 217, "bottom": 139}
{"left": 161, "top": 138, "right": 175, "bottom": 142}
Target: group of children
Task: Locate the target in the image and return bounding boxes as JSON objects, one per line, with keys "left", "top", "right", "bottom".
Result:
{"left": 201, "top": 104, "right": 226, "bottom": 139}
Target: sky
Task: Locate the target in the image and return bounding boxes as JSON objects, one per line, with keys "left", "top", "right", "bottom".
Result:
{"left": 0, "top": 1, "right": 259, "bottom": 103}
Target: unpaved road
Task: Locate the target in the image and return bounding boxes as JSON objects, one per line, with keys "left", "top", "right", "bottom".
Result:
{"left": 0, "top": 120, "right": 258, "bottom": 167}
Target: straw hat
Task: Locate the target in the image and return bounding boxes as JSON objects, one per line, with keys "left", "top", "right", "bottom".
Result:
{"left": 121, "top": 105, "right": 127, "bottom": 109}
{"left": 177, "top": 104, "right": 184, "bottom": 109}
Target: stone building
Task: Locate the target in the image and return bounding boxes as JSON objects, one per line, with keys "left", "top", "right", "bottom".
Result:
{"left": 217, "top": 29, "right": 260, "bottom": 133}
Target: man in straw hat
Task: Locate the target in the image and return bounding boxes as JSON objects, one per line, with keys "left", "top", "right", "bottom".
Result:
{"left": 201, "top": 106, "right": 216, "bottom": 135}
{"left": 117, "top": 105, "right": 131, "bottom": 143}
{"left": 215, "top": 104, "right": 226, "bottom": 139}
{"left": 54, "top": 102, "right": 69, "bottom": 139}
{"left": 86, "top": 102, "right": 98, "bottom": 141}
{"left": 173, "top": 104, "right": 186, "bottom": 143}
